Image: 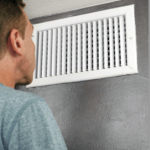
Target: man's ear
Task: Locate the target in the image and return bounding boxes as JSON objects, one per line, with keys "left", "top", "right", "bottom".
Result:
{"left": 8, "top": 29, "right": 24, "bottom": 56}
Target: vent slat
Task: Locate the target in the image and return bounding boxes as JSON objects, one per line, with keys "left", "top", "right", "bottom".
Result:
{"left": 57, "top": 28, "right": 61, "bottom": 76}
{"left": 34, "top": 38, "right": 38, "bottom": 79}
{"left": 37, "top": 32, "right": 42, "bottom": 78}
{"left": 88, "top": 22, "right": 92, "bottom": 71}
{"left": 103, "top": 19, "right": 108, "bottom": 69}
{"left": 78, "top": 24, "right": 81, "bottom": 73}
{"left": 82, "top": 23, "right": 86, "bottom": 72}
{"left": 119, "top": 16, "right": 126, "bottom": 67}
{"left": 67, "top": 26, "right": 71, "bottom": 74}
{"left": 42, "top": 31, "right": 47, "bottom": 78}
{"left": 114, "top": 17, "right": 119, "bottom": 67}
{"left": 98, "top": 20, "right": 103, "bottom": 70}
{"left": 47, "top": 30, "right": 52, "bottom": 77}
{"left": 93, "top": 21, "right": 97, "bottom": 70}
{"left": 62, "top": 27, "right": 66, "bottom": 75}
{"left": 109, "top": 18, "right": 114, "bottom": 68}
{"left": 52, "top": 29, "right": 57, "bottom": 76}
{"left": 72, "top": 25, "right": 76, "bottom": 73}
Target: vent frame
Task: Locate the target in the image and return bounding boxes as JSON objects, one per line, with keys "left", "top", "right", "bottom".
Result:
{"left": 26, "top": 4, "right": 137, "bottom": 88}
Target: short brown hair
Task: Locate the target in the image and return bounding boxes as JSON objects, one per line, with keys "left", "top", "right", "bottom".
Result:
{"left": 0, "top": 0, "right": 27, "bottom": 59}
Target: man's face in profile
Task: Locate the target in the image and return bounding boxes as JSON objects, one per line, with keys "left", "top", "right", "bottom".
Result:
{"left": 18, "top": 8, "right": 35, "bottom": 85}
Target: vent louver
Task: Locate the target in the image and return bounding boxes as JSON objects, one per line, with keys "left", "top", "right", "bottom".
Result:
{"left": 26, "top": 5, "right": 137, "bottom": 88}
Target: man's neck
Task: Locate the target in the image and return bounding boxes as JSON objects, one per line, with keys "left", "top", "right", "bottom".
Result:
{"left": 0, "top": 70, "right": 15, "bottom": 89}
{"left": 0, "top": 57, "right": 16, "bottom": 89}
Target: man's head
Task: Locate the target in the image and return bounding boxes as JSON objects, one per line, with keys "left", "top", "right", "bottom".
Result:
{"left": 0, "top": 0, "right": 35, "bottom": 88}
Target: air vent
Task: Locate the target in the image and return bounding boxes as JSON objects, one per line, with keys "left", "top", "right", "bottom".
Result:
{"left": 26, "top": 5, "right": 137, "bottom": 88}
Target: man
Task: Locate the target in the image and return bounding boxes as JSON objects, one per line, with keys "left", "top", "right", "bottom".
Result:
{"left": 0, "top": 0, "right": 67, "bottom": 150}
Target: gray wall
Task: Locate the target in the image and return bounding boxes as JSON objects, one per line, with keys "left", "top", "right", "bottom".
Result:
{"left": 16, "top": 0, "right": 148, "bottom": 149}
{"left": 23, "top": 0, "right": 120, "bottom": 20}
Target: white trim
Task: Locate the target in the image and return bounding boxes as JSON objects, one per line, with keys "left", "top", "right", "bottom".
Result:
{"left": 26, "top": 5, "right": 138, "bottom": 88}
{"left": 125, "top": 5, "right": 138, "bottom": 73}
{"left": 26, "top": 66, "right": 137, "bottom": 88}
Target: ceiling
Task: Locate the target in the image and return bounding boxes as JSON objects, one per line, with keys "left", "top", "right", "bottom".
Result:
{"left": 24, "top": 0, "right": 120, "bottom": 20}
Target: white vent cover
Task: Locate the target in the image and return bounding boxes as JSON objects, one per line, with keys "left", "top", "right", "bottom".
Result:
{"left": 26, "top": 5, "right": 137, "bottom": 88}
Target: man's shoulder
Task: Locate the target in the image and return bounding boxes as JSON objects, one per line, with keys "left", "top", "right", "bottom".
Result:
{"left": 0, "top": 84, "right": 45, "bottom": 117}
{"left": 0, "top": 84, "right": 44, "bottom": 104}
{"left": 0, "top": 84, "right": 49, "bottom": 147}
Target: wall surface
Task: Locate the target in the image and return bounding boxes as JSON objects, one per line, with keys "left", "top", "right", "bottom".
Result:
{"left": 23, "top": 0, "right": 120, "bottom": 19}
{"left": 16, "top": 0, "right": 148, "bottom": 150}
